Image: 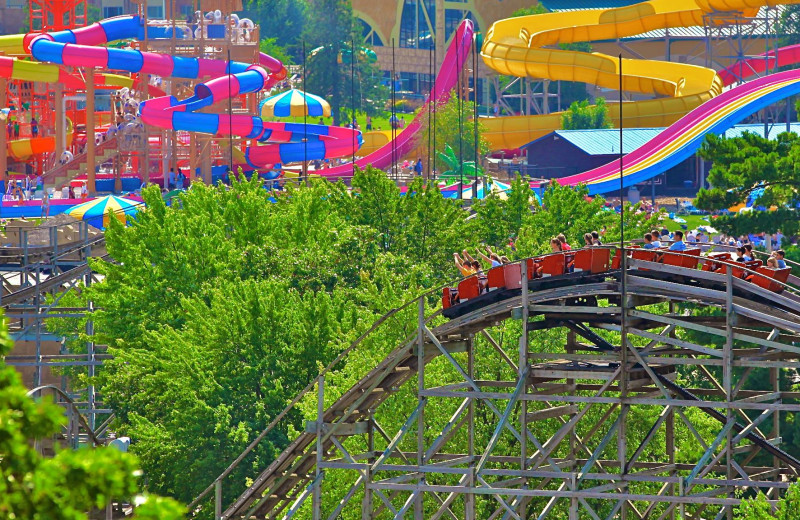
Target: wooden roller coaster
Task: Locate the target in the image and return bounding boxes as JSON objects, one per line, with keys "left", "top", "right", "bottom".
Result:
{"left": 187, "top": 244, "right": 800, "bottom": 519}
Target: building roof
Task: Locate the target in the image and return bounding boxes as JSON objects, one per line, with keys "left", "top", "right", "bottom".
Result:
{"left": 529, "top": 123, "right": 800, "bottom": 156}
{"left": 538, "top": 127, "right": 664, "bottom": 156}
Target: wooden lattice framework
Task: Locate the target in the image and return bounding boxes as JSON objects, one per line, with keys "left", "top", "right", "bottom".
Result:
{"left": 190, "top": 248, "right": 800, "bottom": 519}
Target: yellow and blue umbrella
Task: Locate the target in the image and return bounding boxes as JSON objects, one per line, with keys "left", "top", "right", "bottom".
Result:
{"left": 259, "top": 89, "right": 331, "bottom": 118}
{"left": 67, "top": 195, "right": 142, "bottom": 229}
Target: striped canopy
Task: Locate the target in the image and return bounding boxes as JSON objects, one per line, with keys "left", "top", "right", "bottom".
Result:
{"left": 260, "top": 89, "right": 331, "bottom": 118}
{"left": 66, "top": 195, "right": 142, "bottom": 229}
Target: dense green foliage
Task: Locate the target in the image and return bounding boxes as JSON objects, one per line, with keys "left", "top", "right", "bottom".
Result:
{"left": 259, "top": 37, "right": 294, "bottom": 66}
{"left": 561, "top": 97, "right": 614, "bottom": 130}
{"left": 696, "top": 131, "right": 800, "bottom": 236}
{"left": 302, "top": 0, "right": 387, "bottom": 122}
{"left": 47, "top": 169, "right": 660, "bottom": 516}
{"left": 0, "top": 313, "right": 184, "bottom": 518}
{"left": 511, "top": 4, "right": 549, "bottom": 17}
{"left": 735, "top": 481, "right": 800, "bottom": 519}
{"left": 242, "top": 0, "right": 306, "bottom": 59}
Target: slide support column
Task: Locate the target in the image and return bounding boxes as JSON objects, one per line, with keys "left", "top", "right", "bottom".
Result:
{"left": 86, "top": 68, "right": 96, "bottom": 195}
{"left": 0, "top": 75, "right": 7, "bottom": 186}
{"left": 55, "top": 83, "right": 64, "bottom": 160}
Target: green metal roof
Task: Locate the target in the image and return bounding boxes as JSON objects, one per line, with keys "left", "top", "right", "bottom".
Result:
{"left": 547, "top": 128, "right": 663, "bottom": 156}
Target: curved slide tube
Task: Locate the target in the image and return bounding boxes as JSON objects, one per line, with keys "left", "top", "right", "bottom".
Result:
{"left": 26, "top": 16, "right": 367, "bottom": 168}
{"left": 546, "top": 68, "right": 800, "bottom": 195}
{"left": 309, "top": 20, "right": 474, "bottom": 179}
{"left": 479, "top": 0, "right": 800, "bottom": 152}
{"left": 8, "top": 120, "right": 74, "bottom": 162}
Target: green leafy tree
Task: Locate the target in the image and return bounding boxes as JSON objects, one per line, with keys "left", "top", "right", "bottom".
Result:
{"left": 242, "top": 0, "right": 306, "bottom": 58}
{"left": 46, "top": 171, "right": 474, "bottom": 512}
{"left": 418, "top": 90, "right": 490, "bottom": 174}
{"left": 777, "top": 6, "right": 800, "bottom": 47}
{"left": 302, "top": 0, "right": 387, "bottom": 122}
{"left": 260, "top": 37, "right": 294, "bottom": 66}
{"left": 561, "top": 97, "right": 613, "bottom": 130}
{"left": 516, "top": 181, "right": 658, "bottom": 255}
{"left": 735, "top": 480, "right": 800, "bottom": 519}
{"left": 511, "top": 4, "right": 548, "bottom": 17}
{"left": 471, "top": 176, "right": 537, "bottom": 248}
{"left": 696, "top": 131, "right": 800, "bottom": 236}
{"left": 0, "top": 312, "right": 184, "bottom": 519}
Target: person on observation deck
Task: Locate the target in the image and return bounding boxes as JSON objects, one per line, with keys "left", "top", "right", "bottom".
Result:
{"left": 668, "top": 230, "right": 686, "bottom": 251}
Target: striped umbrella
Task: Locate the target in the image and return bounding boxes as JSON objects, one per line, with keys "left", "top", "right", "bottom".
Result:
{"left": 66, "top": 195, "right": 142, "bottom": 229}
{"left": 259, "top": 89, "right": 331, "bottom": 118}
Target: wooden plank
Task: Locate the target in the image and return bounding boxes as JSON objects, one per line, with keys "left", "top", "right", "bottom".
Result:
{"left": 528, "top": 305, "right": 621, "bottom": 314}
{"left": 526, "top": 405, "right": 579, "bottom": 422}
{"left": 305, "top": 421, "right": 370, "bottom": 436}
{"left": 628, "top": 310, "right": 800, "bottom": 356}
{"left": 629, "top": 327, "right": 724, "bottom": 358}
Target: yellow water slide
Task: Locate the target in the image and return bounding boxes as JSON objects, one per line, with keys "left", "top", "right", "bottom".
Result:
{"left": 480, "top": 0, "right": 798, "bottom": 150}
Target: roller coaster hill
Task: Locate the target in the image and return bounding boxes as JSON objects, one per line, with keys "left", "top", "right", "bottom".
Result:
{"left": 183, "top": 241, "right": 800, "bottom": 519}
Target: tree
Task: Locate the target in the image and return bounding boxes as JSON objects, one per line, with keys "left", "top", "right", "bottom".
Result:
{"left": 561, "top": 97, "right": 613, "bottom": 130}
{"left": 260, "top": 37, "right": 294, "bottom": 66}
{"left": 0, "top": 311, "right": 184, "bottom": 519}
{"left": 511, "top": 5, "right": 548, "bottom": 17}
{"left": 471, "top": 176, "right": 535, "bottom": 248}
{"left": 777, "top": 5, "right": 800, "bottom": 47}
{"left": 735, "top": 481, "right": 800, "bottom": 519}
{"left": 45, "top": 172, "right": 474, "bottom": 513}
{"left": 696, "top": 131, "right": 800, "bottom": 236}
{"left": 242, "top": 0, "right": 306, "bottom": 59}
{"left": 515, "top": 181, "right": 658, "bottom": 256}
{"left": 302, "top": 0, "right": 386, "bottom": 123}
{"left": 418, "top": 90, "right": 490, "bottom": 175}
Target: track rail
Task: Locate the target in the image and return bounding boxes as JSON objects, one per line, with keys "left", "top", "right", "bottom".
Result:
{"left": 196, "top": 250, "right": 800, "bottom": 519}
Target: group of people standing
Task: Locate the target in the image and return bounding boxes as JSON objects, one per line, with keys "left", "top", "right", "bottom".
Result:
{"left": 167, "top": 168, "right": 187, "bottom": 191}
{"left": 5, "top": 117, "right": 37, "bottom": 139}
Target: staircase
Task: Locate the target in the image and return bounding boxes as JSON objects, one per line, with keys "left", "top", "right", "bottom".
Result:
{"left": 43, "top": 136, "right": 120, "bottom": 188}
